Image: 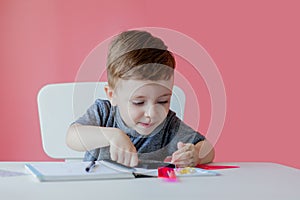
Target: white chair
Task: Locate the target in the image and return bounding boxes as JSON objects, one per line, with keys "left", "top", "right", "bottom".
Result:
{"left": 37, "top": 82, "right": 186, "bottom": 161}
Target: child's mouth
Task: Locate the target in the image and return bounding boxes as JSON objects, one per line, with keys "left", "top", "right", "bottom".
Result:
{"left": 139, "top": 122, "right": 153, "bottom": 128}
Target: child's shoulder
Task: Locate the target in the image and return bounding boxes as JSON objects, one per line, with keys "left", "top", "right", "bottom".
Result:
{"left": 94, "top": 99, "right": 111, "bottom": 106}
{"left": 93, "top": 99, "right": 112, "bottom": 110}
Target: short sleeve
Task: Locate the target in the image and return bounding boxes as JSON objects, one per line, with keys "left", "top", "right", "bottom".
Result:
{"left": 74, "top": 99, "right": 112, "bottom": 126}
{"left": 165, "top": 111, "right": 206, "bottom": 145}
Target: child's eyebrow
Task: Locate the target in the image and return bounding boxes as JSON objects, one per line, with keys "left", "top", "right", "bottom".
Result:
{"left": 131, "top": 95, "right": 146, "bottom": 98}
{"left": 131, "top": 93, "right": 172, "bottom": 99}
{"left": 158, "top": 93, "right": 172, "bottom": 98}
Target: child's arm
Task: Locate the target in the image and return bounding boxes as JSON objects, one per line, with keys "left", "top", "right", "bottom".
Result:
{"left": 66, "top": 124, "right": 138, "bottom": 167}
{"left": 168, "top": 139, "right": 215, "bottom": 167}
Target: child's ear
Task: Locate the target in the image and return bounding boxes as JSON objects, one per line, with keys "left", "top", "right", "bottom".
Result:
{"left": 104, "top": 85, "right": 117, "bottom": 106}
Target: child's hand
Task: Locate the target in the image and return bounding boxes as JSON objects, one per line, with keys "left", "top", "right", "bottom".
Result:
{"left": 108, "top": 130, "right": 138, "bottom": 167}
{"left": 170, "top": 142, "right": 200, "bottom": 167}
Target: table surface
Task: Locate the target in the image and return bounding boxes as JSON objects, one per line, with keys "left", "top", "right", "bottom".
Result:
{"left": 0, "top": 162, "right": 300, "bottom": 200}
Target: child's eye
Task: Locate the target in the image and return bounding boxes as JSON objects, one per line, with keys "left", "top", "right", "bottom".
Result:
{"left": 157, "top": 100, "right": 169, "bottom": 104}
{"left": 132, "top": 101, "right": 144, "bottom": 105}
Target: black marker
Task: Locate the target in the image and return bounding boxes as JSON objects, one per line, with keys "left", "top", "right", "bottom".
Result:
{"left": 100, "top": 159, "right": 135, "bottom": 172}
{"left": 85, "top": 160, "right": 96, "bottom": 173}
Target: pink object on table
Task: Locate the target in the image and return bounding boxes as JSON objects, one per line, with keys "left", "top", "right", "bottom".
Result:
{"left": 196, "top": 164, "right": 240, "bottom": 170}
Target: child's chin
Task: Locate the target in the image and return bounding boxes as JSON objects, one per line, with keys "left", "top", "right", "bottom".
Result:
{"left": 135, "top": 127, "right": 155, "bottom": 136}
{"left": 136, "top": 130, "right": 152, "bottom": 136}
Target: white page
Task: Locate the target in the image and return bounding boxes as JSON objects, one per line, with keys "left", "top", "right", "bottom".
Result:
{"left": 25, "top": 162, "right": 134, "bottom": 181}
{"left": 0, "top": 169, "right": 27, "bottom": 177}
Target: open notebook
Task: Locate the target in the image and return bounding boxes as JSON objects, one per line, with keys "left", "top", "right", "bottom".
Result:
{"left": 25, "top": 160, "right": 169, "bottom": 182}
{"left": 25, "top": 160, "right": 218, "bottom": 182}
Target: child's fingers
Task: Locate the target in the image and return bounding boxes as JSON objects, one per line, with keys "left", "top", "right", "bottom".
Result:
{"left": 171, "top": 146, "right": 189, "bottom": 162}
{"left": 173, "top": 160, "right": 194, "bottom": 168}
{"left": 172, "top": 150, "right": 193, "bottom": 160}
{"left": 122, "top": 155, "right": 131, "bottom": 167}
{"left": 117, "top": 150, "right": 138, "bottom": 167}
{"left": 122, "top": 151, "right": 138, "bottom": 167}
{"left": 129, "top": 154, "right": 139, "bottom": 167}
{"left": 170, "top": 142, "right": 201, "bottom": 167}
{"left": 110, "top": 146, "right": 118, "bottom": 161}
{"left": 172, "top": 151, "right": 196, "bottom": 167}
{"left": 174, "top": 143, "right": 193, "bottom": 155}
{"left": 117, "top": 151, "right": 125, "bottom": 164}
{"left": 164, "top": 156, "right": 172, "bottom": 162}
{"left": 109, "top": 144, "right": 138, "bottom": 167}
{"left": 177, "top": 141, "right": 185, "bottom": 149}
{"left": 171, "top": 143, "right": 197, "bottom": 166}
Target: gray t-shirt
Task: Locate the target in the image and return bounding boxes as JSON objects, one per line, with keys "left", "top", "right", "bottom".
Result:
{"left": 75, "top": 99, "right": 205, "bottom": 161}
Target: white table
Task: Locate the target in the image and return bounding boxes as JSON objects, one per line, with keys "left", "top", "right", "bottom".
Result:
{"left": 0, "top": 162, "right": 299, "bottom": 200}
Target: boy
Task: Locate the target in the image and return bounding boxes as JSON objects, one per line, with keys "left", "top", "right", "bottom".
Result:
{"left": 66, "top": 30, "right": 215, "bottom": 167}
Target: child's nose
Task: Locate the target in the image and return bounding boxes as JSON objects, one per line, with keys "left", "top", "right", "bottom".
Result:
{"left": 144, "top": 104, "right": 156, "bottom": 118}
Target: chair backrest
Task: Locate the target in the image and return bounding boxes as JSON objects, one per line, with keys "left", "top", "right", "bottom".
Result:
{"left": 37, "top": 82, "right": 186, "bottom": 160}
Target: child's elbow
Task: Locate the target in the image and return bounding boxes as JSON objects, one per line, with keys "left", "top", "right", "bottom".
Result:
{"left": 198, "top": 139, "right": 215, "bottom": 164}
{"left": 205, "top": 140, "right": 215, "bottom": 163}
{"left": 208, "top": 146, "right": 215, "bottom": 163}
{"left": 66, "top": 124, "right": 84, "bottom": 152}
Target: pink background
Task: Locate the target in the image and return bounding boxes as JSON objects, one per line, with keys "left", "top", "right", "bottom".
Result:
{"left": 1, "top": 0, "right": 299, "bottom": 168}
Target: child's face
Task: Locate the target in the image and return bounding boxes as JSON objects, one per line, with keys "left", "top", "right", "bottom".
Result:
{"left": 112, "top": 77, "right": 174, "bottom": 136}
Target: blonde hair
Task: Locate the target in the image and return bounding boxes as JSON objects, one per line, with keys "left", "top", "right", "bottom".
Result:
{"left": 106, "top": 30, "right": 175, "bottom": 89}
